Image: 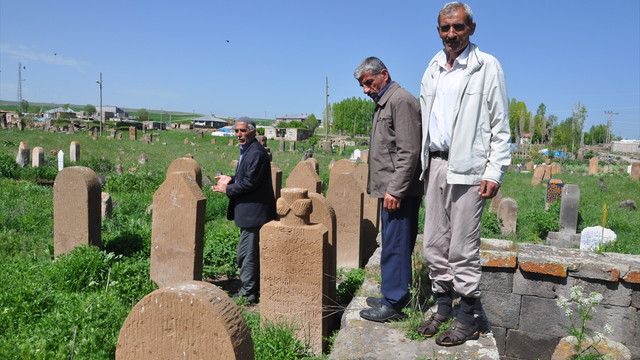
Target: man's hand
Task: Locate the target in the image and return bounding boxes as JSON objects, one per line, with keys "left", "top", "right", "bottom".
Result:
{"left": 478, "top": 180, "right": 500, "bottom": 199}
{"left": 383, "top": 192, "right": 401, "bottom": 212}
{"left": 211, "top": 175, "right": 232, "bottom": 194}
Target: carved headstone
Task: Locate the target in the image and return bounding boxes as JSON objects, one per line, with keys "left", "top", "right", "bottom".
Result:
{"left": 531, "top": 164, "right": 550, "bottom": 185}
{"left": 329, "top": 159, "right": 356, "bottom": 189}
{"left": 550, "top": 162, "right": 560, "bottom": 174}
{"left": 630, "top": 162, "right": 640, "bottom": 181}
{"left": 559, "top": 184, "right": 580, "bottom": 234}
{"left": 525, "top": 161, "right": 535, "bottom": 171}
{"left": 279, "top": 139, "right": 285, "bottom": 152}
{"left": 286, "top": 161, "right": 323, "bottom": 194}
{"left": 32, "top": 147, "right": 44, "bottom": 167}
{"left": 129, "top": 126, "right": 137, "bottom": 141}
{"left": 57, "top": 150, "right": 64, "bottom": 171}
{"left": 116, "top": 281, "right": 254, "bottom": 359}
{"left": 271, "top": 163, "right": 282, "bottom": 200}
{"left": 327, "top": 173, "right": 364, "bottom": 269}
{"left": 150, "top": 172, "right": 206, "bottom": 287}
{"left": 488, "top": 189, "right": 503, "bottom": 213}
{"left": 70, "top": 141, "right": 80, "bottom": 163}
{"left": 360, "top": 149, "right": 369, "bottom": 164}
{"left": 166, "top": 157, "right": 202, "bottom": 188}
{"left": 588, "top": 157, "right": 599, "bottom": 175}
{"left": 228, "top": 139, "right": 234, "bottom": 146}
{"left": 497, "top": 197, "right": 518, "bottom": 236}
{"left": 305, "top": 157, "right": 319, "bottom": 174}
{"left": 351, "top": 164, "right": 379, "bottom": 259}
{"left": 260, "top": 188, "right": 331, "bottom": 355}
{"left": 289, "top": 141, "right": 295, "bottom": 152}
{"left": 53, "top": 167, "right": 102, "bottom": 258}
{"left": 16, "top": 141, "right": 29, "bottom": 168}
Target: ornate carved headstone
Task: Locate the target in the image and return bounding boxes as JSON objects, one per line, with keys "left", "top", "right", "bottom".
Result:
{"left": 150, "top": 172, "right": 206, "bottom": 287}
{"left": 70, "top": 141, "right": 80, "bottom": 163}
{"left": 32, "top": 147, "right": 44, "bottom": 167}
{"left": 53, "top": 167, "right": 102, "bottom": 258}
{"left": 286, "top": 161, "right": 323, "bottom": 194}
{"left": 16, "top": 141, "right": 29, "bottom": 168}
{"left": 116, "top": 281, "right": 254, "bottom": 359}
{"left": 260, "top": 188, "right": 331, "bottom": 355}
{"left": 327, "top": 173, "right": 364, "bottom": 268}
{"left": 166, "top": 157, "right": 202, "bottom": 188}
{"left": 497, "top": 197, "right": 518, "bottom": 236}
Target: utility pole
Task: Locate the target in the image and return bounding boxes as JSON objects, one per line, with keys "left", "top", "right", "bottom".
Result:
{"left": 17, "top": 62, "right": 23, "bottom": 111}
{"left": 96, "top": 72, "right": 103, "bottom": 136}
{"left": 325, "top": 77, "right": 329, "bottom": 140}
{"left": 604, "top": 111, "right": 618, "bottom": 144}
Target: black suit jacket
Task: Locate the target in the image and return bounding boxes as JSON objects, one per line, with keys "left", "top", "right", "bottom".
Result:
{"left": 226, "top": 138, "right": 276, "bottom": 228}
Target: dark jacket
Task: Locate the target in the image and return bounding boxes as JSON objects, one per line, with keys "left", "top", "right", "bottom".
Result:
{"left": 226, "top": 138, "right": 277, "bottom": 228}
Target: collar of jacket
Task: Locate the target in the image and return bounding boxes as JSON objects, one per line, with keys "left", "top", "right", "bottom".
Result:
{"left": 428, "top": 43, "right": 485, "bottom": 77}
{"left": 376, "top": 81, "right": 400, "bottom": 106}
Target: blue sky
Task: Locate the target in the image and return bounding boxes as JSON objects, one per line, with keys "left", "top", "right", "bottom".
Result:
{"left": 1, "top": 1, "right": 639, "bottom": 139}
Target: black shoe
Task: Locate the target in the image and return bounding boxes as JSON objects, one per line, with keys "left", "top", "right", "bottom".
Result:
{"left": 360, "top": 303, "right": 407, "bottom": 323}
{"left": 366, "top": 296, "right": 382, "bottom": 307}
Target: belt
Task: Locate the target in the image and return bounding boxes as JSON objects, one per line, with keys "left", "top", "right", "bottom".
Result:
{"left": 430, "top": 150, "right": 449, "bottom": 160}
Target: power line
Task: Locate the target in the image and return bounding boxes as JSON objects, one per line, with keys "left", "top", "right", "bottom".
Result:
{"left": 604, "top": 110, "right": 618, "bottom": 143}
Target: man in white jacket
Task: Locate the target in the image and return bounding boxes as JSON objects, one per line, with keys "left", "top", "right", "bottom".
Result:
{"left": 418, "top": 1, "right": 511, "bottom": 347}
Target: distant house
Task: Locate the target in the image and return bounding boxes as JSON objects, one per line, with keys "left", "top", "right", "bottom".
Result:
{"left": 264, "top": 126, "right": 285, "bottom": 139}
{"left": 191, "top": 115, "right": 228, "bottom": 129}
{"left": 612, "top": 140, "right": 640, "bottom": 154}
{"left": 142, "top": 121, "right": 167, "bottom": 130}
{"left": 284, "top": 128, "right": 314, "bottom": 141}
{"left": 275, "top": 114, "right": 308, "bottom": 125}
{"left": 44, "top": 107, "right": 77, "bottom": 119}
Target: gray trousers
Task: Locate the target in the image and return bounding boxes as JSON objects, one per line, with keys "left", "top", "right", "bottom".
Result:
{"left": 238, "top": 227, "right": 260, "bottom": 301}
{"left": 423, "top": 157, "right": 485, "bottom": 298}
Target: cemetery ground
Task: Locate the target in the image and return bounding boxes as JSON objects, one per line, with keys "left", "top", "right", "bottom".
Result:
{"left": 1, "top": 127, "right": 639, "bottom": 358}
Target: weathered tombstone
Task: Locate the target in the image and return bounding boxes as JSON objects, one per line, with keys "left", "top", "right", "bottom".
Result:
{"left": 230, "top": 159, "right": 238, "bottom": 168}
{"left": 559, "top": 184, "right": 580, "bottom": 233}
{"left": 328, "top": 157, "right": 335, "bottom": 170}
{"left": 351, "top": 149, "right": 361, "bottom": 162}
{"left": 32, "top": 147, "right": 44, "bottom": 167}
{"left": 631, "top": 162, "right": 640, "bottom": 181}
{"left": 488, "top": 188, "right": 503, "bottom": 213}
{"left": 70, "top": 141, "right": 80, "bottom": 163}
{"left": 307, "top": 191, "right": 337, "bottom": 316}
{"left": 360, "top": 149, "right": 369, "bottom": 164}
{"left": 198, "top": 130, "right": 203, "bottom": 138}
{"left": 327, "top": 173, "right": 364, "bottom": 268}
{"left": 138, "top": 153, "right": 148, "bottom": 165}
{"left": 351, "top": 164, "right": 380, "bottom": 259}
{"left": 228, "top": 139, "right": 235, "bottom": 146}
{"left": 580, "top": 226, "right": 617, "bottom": 251}
{"left": 525, "top": 161, "right": 534, "bottom": 171}
{"left": 110, "top": 129, "right": 117, "bottom": 139}
{"left": 545, "top": 158, "right": 551, "bottom": 165}
{"left": 150, "top": 172, "right": 206, "bottom": 287}
{"left": 577, "top": 149, "right": 584, "bottom": 160}
{"left": 329, "top": 159, "right": 356, "bottom": 189}
{"left": 289, "top": 141, "right": 296, "bottom": 152}
{"left": 53, "top": 167, "right": 102, "bottom": 258}
{"left": 166, "top": 157, "right": 202, "bottom": 188}
{"left": 286, "top": 161, "right": 323, "bottom": 194}
{"left": 0, "top": 113, "right": 6, "bottom": 128}
{"left": 16, "top": 119, "right": 24, "bottom": 131}
{"left": 260, "top": 188, "right": 331, "bottom": 355}
{"left": 531, "top": 164, "right": 549, "bottom": 185}
{"left": 128, "top": 126, "right": 137, "bottom": 141}
{"left": 114, "top": 164, "right": 123, "bottom": 175}
{"left": 117, "top": 132, "right": 122, "bottom": 140}
{"left": 497, "top": 197, "right": 518, "bottom": 236}
{"left": 550, "top": 162, "right": 560, "bottom": 174}
{"left": 101, "top": 192, "right": 112, "bottom": 222}
{"left": 211, "top": 138, "right": 216, "bottom": 145}
{"left": 323, "top": 140, "right": 333, "bottom": 154}
{"left": 588, "top": 157, "right": 599, "bottom": 175}
{"left": 271, "top": 163, "right": 282, "bottom": 200}
{"left": 279, "top": 139, "right": 285, "bottom": 152}
{"left": 256, "top": 135, "right": 267, "bottom": 147}
{"left": 68, "top": 125, "right": 75, "bottom": 134}
{"left": 16, "top": 141, "right": 29, "bottom": 168}
{"left": 116, "top": 281, "right": 254, "bottom": 359}
{"left": 57, "top": 150, "right": 64, "bottom": 171}
{"left": 545, "top": 178, "right": 564, "bottom": 210}
{"left": 305, "top": 157, "right": 319, "bottom": 174}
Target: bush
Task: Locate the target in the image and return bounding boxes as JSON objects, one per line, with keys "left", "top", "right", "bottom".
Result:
{"left": 0, "top": 154, "right": 19, "bottom": 179}
{"left": 336, "top": 268, "right": 365, "bottom": 304}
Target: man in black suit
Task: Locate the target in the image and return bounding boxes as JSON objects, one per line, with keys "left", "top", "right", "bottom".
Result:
{"left": 212, "top": 117, "right": 276, "bottom": 304}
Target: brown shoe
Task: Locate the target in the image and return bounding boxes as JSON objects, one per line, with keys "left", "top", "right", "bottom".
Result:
{"left": 435, "top": 320, "right": 479, "bottom": 347}
{"left": 417, "top": 312, "right": 450, "bottom": 338}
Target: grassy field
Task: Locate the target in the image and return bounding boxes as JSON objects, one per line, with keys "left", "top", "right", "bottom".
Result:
{"left": 0, "top": 126, "right": 638, "bottom": 358}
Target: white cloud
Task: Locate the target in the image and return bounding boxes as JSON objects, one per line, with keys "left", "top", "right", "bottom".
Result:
{"left": 0, "top": 44, "right": 89, "bottom": 71}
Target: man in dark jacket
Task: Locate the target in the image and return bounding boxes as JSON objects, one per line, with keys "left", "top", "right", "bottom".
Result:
{"left": 212, "top": 117, "right": 276, "bottom": 304}
{"left": 354, "top": 57, "right": 423, "bottom": 322}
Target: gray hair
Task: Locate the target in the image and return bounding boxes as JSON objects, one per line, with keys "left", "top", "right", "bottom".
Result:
{"left": 235, "top": 116, "right": 256, "bottom": 131}
{"left": 353, "top": 57, "right": 387, "bottom": 80}
{"left": 439, "top": 2, "right": 474, "bottom": 26}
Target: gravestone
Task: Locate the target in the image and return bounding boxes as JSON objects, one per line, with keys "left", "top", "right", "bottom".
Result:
{"left": 150, "top": 172, "right": 206, "bottom": 287}
{"left": 68, "top": 125, "right": 75, "bottom": 134}
{"left": 114, "top": 164, "right": 123, "bottom": 174}
{"left": 580, "top": 226, "right": 617, "bottom": 251}
{"left": 328, "top": 158, "right": 335, "bottom": 170}
{"left": 351, "top": 164, "right": 380, "bottom": 259}
{"left": 211, "top": 138, "right": 216, "bottom": 145}
{"left": 260, "top": 188, "right": 331, "bottom": 355}
{"left": 289, "top": 141, "right": 295, "bottom": 152}
{"left": 32, "top": 147, "right": 44, "bottom": 167}
{"left": 166, "top": 157, "right": 202, "bottom": 188}
{"left": 545, "top": 158, "right": 551, "bottom": 165}
{"left": 497, "top": 197, "right": 518, "bottom": 236}
{"left": 488, "top": 189, "right": 503, "bottom": 213}
{"left": 53, "top": 167, "right": 102, "bottom": 258}
{"left": 360, "top": 149, "right": 369, "bottom": 164}
{"left": 550, "top": 162, "right": 560, "bottom": 174}
{"left": 57, "top": 150, "right": 64, "bottom": 171}
{"left": 588, "top": 157, "right": 599, "bottom": 175}
{"left": 138, "top": 153, "right": 148, "bottom": 165}
{"left": 101, "top": 192, "right": 112, "bottom": 221}
{"left": 350, "top": 149, "right": 361, "bottom": 162}
{"left": 329, "top": 159, "right": 356, "bottom": 188}
{"left": 526, "top": 161, "right": 535, "bottom": 171}
{"left": 110, "top": 129, "right": 117, "bottom": 139}
{"left": 16, "top": 141, "right": 29, "bottom": 168}
{"left": 197, "top": 130, "right": 203, "bottom": 138}
{"left": 70, "top": 141, "right": 80, "bottom": 163}
{"left": 305, "top": 157, "right": 319, "bottom": 174}
{"left": 256, "top": 135, "right": 267, "bottom": 147}
{"left": 545, "top": 178, "right": 564, "bottom": 210}
{"left": 339, "top": 141, "right": 345, "bottom": 155}
{"left": 327, "top": 173, "right": 364, "bottom": 269}
{"left": 286, "top": 161, "right": 323, "bottom": 194}
{"left": 116, "top": 281, "right": 254, "bottom": 360}
{"left": 531, "top": 164, "right": 550, "bottom": 185}
{"left": 559, "top": 184, "right": 579, "bottom": 233}
{"left": 0, "top": 113, "right": 6, "bottom": 128}
{"left": 271, "top": 163, "right": 282, "bottom": 200}
{"left": 129, "top": 126, "right": 137, "bottom": 141}
{"left": 117, "top": 132, "right": 122, "bottom": 140}
{"left": 631, "top": 162, "right": 640, "bottom": 181}
{"left": 279, "top": 139, "right": 285, "bottom": 152}
{"left": 323, "top": 140, "right": 333, "bottom": 154}
{"left": 228, "top": 139, "right": 234, "bottom": 146}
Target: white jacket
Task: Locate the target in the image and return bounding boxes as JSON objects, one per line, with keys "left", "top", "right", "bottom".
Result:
{"left": 419, "top": 43, "right": 511, "bottom": 185}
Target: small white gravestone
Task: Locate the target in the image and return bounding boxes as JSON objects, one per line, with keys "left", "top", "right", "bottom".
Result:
{"left": 350, "top": 149, "right": 361, "bottom": 161}
{"left": 580, "top": 226, "right": 617, "bottom": 251}
{"left": 57, "top": 150, "right": 64, "bottom": 171}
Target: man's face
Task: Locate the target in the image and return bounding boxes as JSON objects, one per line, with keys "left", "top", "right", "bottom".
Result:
{"left": 235, "top": 122, "right": 255, "bottom": 146}
{"left": 438, "top": 6, "right": 476, "bottom": 59}
{"left": 358, "top": 69, "right": 389, "bottom": 100}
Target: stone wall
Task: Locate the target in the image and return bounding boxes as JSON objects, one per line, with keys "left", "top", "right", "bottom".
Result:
{"left": 479, "top": 239, "right": 640, "bottom": 359}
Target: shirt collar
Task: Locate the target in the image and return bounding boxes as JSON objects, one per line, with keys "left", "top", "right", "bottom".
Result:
{"left": 437, "top": 44, "right": 470, "bottom": 70}
{"left": 375, "top": 81, "right": 395, "bottom": 102}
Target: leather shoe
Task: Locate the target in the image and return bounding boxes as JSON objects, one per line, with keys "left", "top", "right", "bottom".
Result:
{"left": 360, "top": 303, "right": 407, "bottom": 323}
{"left": 366, "top": 296, "right": 382, "bottom": 307}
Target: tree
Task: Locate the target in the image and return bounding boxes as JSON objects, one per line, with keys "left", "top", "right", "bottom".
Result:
{"left": 508, "top": 98, "right": 530, "bottom": 143}
{"left": 83, "top": 104, "right": 97, "bottom": 117}
{"left": 18, "top": 99, "right": 29, "bottom": 113}
{"left": 586, "top": 124, "right": 607, "bottom": 145}
{"left": 331, "top": 97, "right": 375, "bottom": 136}
{"left": 571, "top": 102, "right": 587, "bottom": 155}
{"left": 303, "top": 114, "right": 319, "bottom": 131}
{"left": 137, "top": 108, "right": 150, "bottom": 122}
{"left": 534, "top": 103, "right": 547, "bottom": 143}
{"left": 548, "top": 114, "right": 558, "bottom": 142}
